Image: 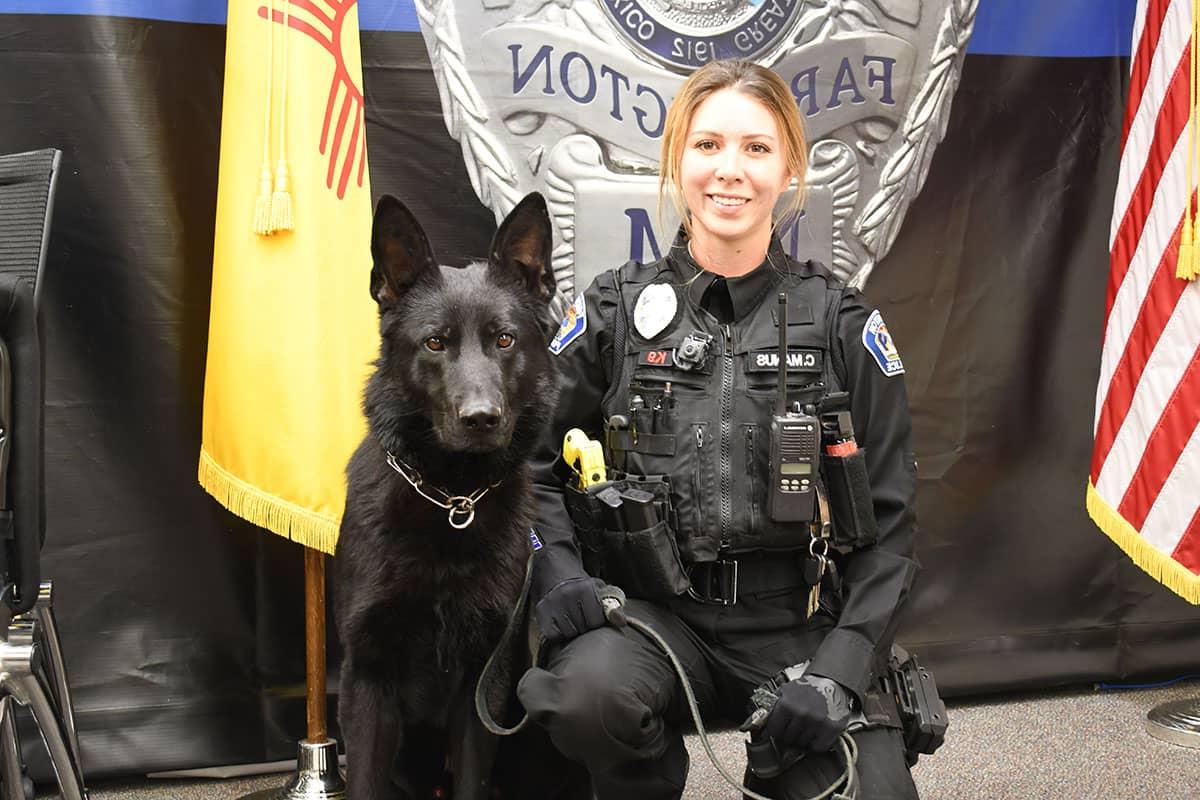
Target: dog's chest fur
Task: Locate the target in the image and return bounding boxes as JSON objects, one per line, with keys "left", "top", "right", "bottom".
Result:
{"left": 336, "top": 450, "right": 530, "bottom": 720}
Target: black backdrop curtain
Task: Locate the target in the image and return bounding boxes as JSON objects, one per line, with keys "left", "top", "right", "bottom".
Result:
{"left": 1, "top": 10, "right": 1198, "bottom": 780}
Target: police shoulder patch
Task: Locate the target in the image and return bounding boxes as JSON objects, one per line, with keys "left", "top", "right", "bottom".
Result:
{"left": 862, "top": 309, "right": 905, "bottom": 376}
{"left": 549, "top": 293, "right": 587, "bottom": 355}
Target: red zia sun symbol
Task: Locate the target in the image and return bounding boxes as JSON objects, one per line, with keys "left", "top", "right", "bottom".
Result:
{"left": 258, "top": 0, "right": 368, "bottom": 199}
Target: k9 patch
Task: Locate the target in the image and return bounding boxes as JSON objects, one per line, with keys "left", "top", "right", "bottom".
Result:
{"left": 637, "top": 350, "right": 673, "bottom": 367}
{"left": 862, "top": 309, "right": 905, "bottom": 376}
{"left": 549, "top": 293, "right": 587, "bottom": 355}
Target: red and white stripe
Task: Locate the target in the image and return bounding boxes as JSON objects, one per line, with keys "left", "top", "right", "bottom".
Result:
{"left": 1092, "top": 0, "right": 1200, "bottom": 578}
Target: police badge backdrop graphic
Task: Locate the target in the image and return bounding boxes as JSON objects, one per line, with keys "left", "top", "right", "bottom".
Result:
{"left": 5, "top": 0, "right": 1200, "bottom": 781}
{"left": 415, "top": 0, "right": 977, "bottom": 294}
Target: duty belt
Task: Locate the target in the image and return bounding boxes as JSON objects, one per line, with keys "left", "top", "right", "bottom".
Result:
{"left": 686, "top": 554, "right": 816, "bottom": 605}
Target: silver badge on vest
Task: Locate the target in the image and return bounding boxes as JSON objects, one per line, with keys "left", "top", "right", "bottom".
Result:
{"left": 633, "top": 283, "right": 679, "bottom": 340}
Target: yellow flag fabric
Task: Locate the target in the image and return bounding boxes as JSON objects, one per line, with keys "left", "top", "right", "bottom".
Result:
{"left": 199, "top": 0, "right": 379, "bottom": 554}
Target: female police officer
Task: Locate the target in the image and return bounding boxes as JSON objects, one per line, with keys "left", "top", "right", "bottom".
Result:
{"left": 517, "top": 59, "right": 922, "bottom": 799}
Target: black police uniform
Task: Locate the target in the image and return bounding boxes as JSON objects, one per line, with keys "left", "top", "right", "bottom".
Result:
{"left": 517, "top": 231, "right": 921, "bottom": 800}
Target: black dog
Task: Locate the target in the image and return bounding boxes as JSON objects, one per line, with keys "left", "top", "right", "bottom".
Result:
{"left": 335, "top": 192, "right": 560, "bottom": 799}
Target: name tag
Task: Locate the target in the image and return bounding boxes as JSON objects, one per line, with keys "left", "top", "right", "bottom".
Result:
{"left": 745, "top": 349, "right": 823, "bottom": 373}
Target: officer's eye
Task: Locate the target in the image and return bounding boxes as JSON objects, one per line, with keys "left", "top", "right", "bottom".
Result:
{"left": 497, "top": 333, "right": 515, "bottom": 349}
{"left": 424, "top": 336, "right": 445, "bottom": 352}
{"left": 695, "top": 139, "right": 717, "bottom": 151}
{"left": 748, "top": 142, "right": 770, "bottom": 154}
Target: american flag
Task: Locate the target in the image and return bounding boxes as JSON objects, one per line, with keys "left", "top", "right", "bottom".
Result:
{"left": 1089, "top": 0, "right": 1200, "bottom": 603}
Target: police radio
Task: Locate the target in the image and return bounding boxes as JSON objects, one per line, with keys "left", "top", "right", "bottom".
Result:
{"left": 768, "top": 293, "right": 820, "bottom": 522}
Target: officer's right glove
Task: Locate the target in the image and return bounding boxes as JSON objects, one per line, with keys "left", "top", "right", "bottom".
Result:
{"left": 532, "top": 576, "right": 608, "bottom": 643}
{"left": 762, "top": 673, "right": 852, "bottom": 753}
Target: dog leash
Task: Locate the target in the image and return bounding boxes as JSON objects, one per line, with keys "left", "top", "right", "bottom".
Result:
{"left": 474, "top": 553, "right": 541, "bottom": 736}
{"left": 621, "top": 607, "right": 859, "bottom": 800}
{"left": 473, "top": 559, "right": 860, "bottom": 800}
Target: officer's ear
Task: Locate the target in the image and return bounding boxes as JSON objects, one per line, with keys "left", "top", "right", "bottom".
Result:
{"left": 489, "top": 192, "right": 556, "bottom": 304}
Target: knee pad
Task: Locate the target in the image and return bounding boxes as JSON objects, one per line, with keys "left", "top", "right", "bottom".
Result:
{"left": 518, "top": 665, "right": 669, "bottom": 772}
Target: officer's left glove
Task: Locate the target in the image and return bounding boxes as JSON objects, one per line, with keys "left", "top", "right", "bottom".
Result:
{"left": 762, "top": 673, "right": 852, "bottom": 753}
{"left": 533, "top": 576, "right": 608, "bottom": 644}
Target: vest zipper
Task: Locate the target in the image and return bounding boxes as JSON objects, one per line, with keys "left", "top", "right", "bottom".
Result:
{"left": 692, "top": 423, "right": 705, "bottom": 533}
{"left": 745, "top": 427, "right": 757, "bottom": 533}
{"left": 719, "top": 324, "right": 734, "bottom": 550}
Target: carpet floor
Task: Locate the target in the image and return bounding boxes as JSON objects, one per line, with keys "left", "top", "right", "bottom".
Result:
{"left": 37, "top": 681, "right": 1200, "bottom": 799}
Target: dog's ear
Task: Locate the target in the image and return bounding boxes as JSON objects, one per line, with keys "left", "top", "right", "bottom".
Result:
{"left": 370, "top": 194, "right": 437, "bottom": 306}
{"left": 489, "top": 192, "right": 555, "bottom": 303}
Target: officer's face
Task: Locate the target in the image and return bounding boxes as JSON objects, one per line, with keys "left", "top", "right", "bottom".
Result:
{"left": 679, "top": 88, "right": 793, "bottom": 264}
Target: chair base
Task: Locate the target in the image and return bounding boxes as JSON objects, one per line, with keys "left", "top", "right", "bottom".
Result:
{"left": 236, "top": 739, "right": 346, "bottom": 800}
{"left": 0, "top": 581, "right": 87, "bottom": 800}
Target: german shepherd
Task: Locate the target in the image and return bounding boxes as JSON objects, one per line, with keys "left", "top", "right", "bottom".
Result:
{"left": 335, "top": 192, "right": 560, "bottom": 799}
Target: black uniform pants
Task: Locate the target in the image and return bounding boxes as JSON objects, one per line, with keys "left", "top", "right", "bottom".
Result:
{"left": 516, "top": 594, "right": 918, "bottom": 800}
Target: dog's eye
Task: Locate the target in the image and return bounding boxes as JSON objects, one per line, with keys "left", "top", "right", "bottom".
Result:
{"left": 496, "top": 333, "right": 515, "bottom": 349}
{"left": 424, "top": 337, "right": 445, "bottom": 352}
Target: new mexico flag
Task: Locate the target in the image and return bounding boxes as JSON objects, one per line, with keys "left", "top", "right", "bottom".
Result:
{"left": 199, "top": 0, "right": 378, "bottom": 554}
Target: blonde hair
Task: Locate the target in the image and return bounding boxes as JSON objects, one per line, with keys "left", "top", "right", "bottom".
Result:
{"left": 659, "top": 59, "right": 808, "bottom": 236}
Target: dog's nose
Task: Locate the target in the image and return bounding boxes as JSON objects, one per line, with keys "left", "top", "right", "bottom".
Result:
{"left": 459, "top": 403, "right": 502, "bottom": 431}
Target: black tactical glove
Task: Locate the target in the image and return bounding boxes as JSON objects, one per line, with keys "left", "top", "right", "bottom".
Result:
{"left": 762, "top": 673, "right": 852, "bottom": 753}
{"left": 533, "top": 576, "right": 608, "bottom": 643}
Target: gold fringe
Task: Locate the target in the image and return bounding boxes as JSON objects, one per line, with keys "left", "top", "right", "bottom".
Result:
{"left": 1086, "top": 481, "right": 1200, "bottom": 604}
{"left": 199, "top": 448, "right": 339, "bottom": 555}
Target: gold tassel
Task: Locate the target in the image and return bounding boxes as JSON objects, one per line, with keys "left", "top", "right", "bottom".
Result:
{"left": 254, "top": 0, "right": 277, "bottom": 236}
{"left": 1178, "top": 219, "right": 1195, "bottom": 280}
{"left": 254, "top": 163, "right": 274, "bottom": 235}
{"left": 270, "top": 0, "right": 295, "bottom": 232}
{"left": 1184, "top": 0, "right": 1199, "bottom": 280}
{"left": 272, "top": 161, "right": 294, "bottom": 232}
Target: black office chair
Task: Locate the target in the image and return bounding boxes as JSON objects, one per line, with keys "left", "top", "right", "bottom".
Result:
{"left": 0, "top": 149, "right": 87, "bottom": 800}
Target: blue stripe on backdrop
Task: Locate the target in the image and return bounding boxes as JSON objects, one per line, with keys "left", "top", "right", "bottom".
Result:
{"left": 0, "top": 0, "right": 419, "bottom": 29}
{"left": 970, "top": 0, "right": 1138, "bottom": 58}
{"left": 0, "top": 0, "right": 227, "bottom": 25}
{"left": 0, "top": 0, "right": 1136, "bottom": 57}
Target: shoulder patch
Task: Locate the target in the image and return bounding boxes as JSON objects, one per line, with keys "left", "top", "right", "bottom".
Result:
{"left": 862, "top": 309, "right": 905, "bottom": 376}
{"left": 549, "top": 293, "right": 587, "bottom": 355}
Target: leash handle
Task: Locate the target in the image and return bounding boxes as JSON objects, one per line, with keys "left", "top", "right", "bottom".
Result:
{"left": 598, "top": 583, "right": 627, "bottom": 627}
{"left": 624, "top": 612, "right": 860, "bottom": 800}
{"left": 475, "top": 571, "right": 859, "bottom": 799}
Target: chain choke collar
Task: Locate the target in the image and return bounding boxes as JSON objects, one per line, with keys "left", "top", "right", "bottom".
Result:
{"left": 385, "top": 452, "right": 501, "bottom": 530}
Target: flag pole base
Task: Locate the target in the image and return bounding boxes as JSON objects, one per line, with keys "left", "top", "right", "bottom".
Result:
{"left": 1146, "top": 699, "right": 1200, "bottom": 749}
{"left": 237, "top": 739, "right": 346, "bottom": 800}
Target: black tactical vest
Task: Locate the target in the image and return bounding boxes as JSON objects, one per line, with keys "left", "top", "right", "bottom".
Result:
{"left": 599, "top": 257, "right": 844, "bottom": 563}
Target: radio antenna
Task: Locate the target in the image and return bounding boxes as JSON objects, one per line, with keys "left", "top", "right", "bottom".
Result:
{"left": 777, "top": 292, "right": 787, "bottom": 417}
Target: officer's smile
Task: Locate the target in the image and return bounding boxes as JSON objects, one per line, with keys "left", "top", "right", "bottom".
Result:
{"left": 709, "top": 194, "right": 750, "bottom": 208}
